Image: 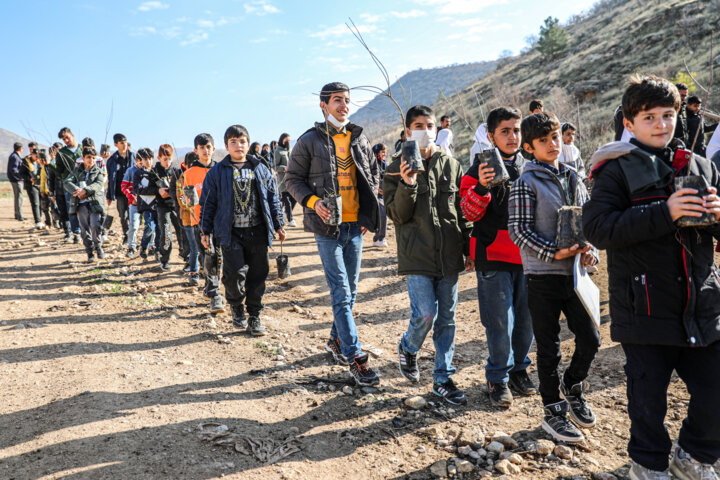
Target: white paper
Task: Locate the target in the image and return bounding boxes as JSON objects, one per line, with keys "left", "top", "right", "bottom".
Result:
{"left": 574, "top": 253, "right": 601, "bottom": 328}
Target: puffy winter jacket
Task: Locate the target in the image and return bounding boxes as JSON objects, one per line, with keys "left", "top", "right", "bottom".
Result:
{"left": 63, "top": 164, "right": 106, "bottom": 215}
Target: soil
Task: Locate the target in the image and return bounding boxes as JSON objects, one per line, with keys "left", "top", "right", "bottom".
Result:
{"left": 0, "top": 189, "right": 714, "bottom": 480}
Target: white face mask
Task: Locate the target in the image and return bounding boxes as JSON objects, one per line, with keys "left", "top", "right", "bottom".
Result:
{"left": 409, "top": 129, "right": 436, "bottom": 148}
{"left": 326, "top": 112, "right": 349, "bottom": 129}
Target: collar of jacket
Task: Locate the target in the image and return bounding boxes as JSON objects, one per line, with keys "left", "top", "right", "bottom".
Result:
{"left": 220, "top": 154, "right": 260, "bottom": 169}
{"left": 314, "top": 121, "right": 363, "bottom": 139}
{"left": 190, "top": 158, "right": 215, "bottom": 169}
{"left": 524, "top": 158, "right": 574, "bottom": 178}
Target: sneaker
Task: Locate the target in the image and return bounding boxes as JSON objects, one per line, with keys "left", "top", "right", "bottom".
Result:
{"left": 96, "top": 247, "right": 105, "bottom": 259}
{"left": 188, "top": 274, "right": 200, "bottom": 286}
{"left": 86, "top": 253, "right": 96, "bottom": 263}
{"left": 139, "top": 248, "right": 148, "bottom": 259}
{"left": 324, "top": 337, "right": 349, "bottom": 365}
{"left": 232, "top": 306, "right": 248, "bottom": 329}
{"left": 670, "top": 445, "right": 718, "bottom": 480}
{"left": 247, "top": 315, "right": 267, "bottom": 336}
{"left": 349, "top": 354, "right": 380, "bottom": 386}
{"left": 433, "top": 378, "right": 467, "bottom": 405}
{"left": 541, "top": 400, "right": 584, "bottom": 443}
{"left": 63, "top": 233, "right": 73, "bottom": 243}
{"left": 101, "top": 234, "right": 110, "bottom": 245}
{"left": 629, "top": 462, "right": 672, "bottom": 480}
{"left": 560, "top": 380, "right": 596, "bottom": 428}
{"left": 126, "top": 248, "right": 137, "bottom": 259}
{"left": 488, "top": 381, "right": 513, "bottom": 408}
{"left": 209, "top": 296, "right": 225, "bottom": 314}
{"left": 373, "top": 240, "right": 388, "bottom": 247}
{"left": 397, "top": 342, "right": 420, "bottom": 383}
{"left": 73, "top": 234, "right": 80, "bottom": 244}
{"left": 35, "top": 222, "right": 45, "bottom": 230}
{"left": 183, "top": 262, "right": 191, "bottom": 273}
{"left": 288, "top": 219, "right": 297, "bottom": 227}
{"left": 509, "top": 370, "right": 537, "bottom": 396}
{"left": 160, "top": 262, "right": 170, "bottom": 271}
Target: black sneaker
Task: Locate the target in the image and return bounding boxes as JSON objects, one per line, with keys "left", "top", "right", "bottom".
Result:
{"left": 86, "top": 253, "right": 96, "bottom": 263}
{"left": 541, "top": 400, "right": 585, "bottom": 443}
{"left": 96, "top": 247, "right": 105, "bottom": 259}
{"left": 139, "top": 248, "right": 148, "bottom": 259}
{"left": 488, "top": 381, "right": 513, "bottom": 408}
{"left": 433, "top": 378, "right": 467, "bottom": 405}
{"left": 232, "top": 306, "right": 248, "bottom": 329}
{"left": 397, "top": 342, "right": 420, "bottom": 383}
{"left": 509, "top": 370, "right": 537, "bottom": 396}
{"left": 324, "top": 337, "right": 349, "bottom": 365}
{"left": 188, "top": 274, "right": 200, "bottom": 286}
{"left": 560, "top": 380, "right": 596, "bottom": 428}
{"left": 160, "top": 262, "right": 171, "bottom": 271}
{"left": 247, "top": 315, "right": 267, "bottom": 336}
{"left": 349, "top": 354, "right": 380, "bottom": 386}
{"left": 73, "top": 234, "right": 80, "bottom": 244}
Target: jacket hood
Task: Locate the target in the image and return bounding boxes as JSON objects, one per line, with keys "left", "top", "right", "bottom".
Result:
{"left": 586, "top": 141, "right": 636, "bottom": 176}
{"left": 521, "top": 158, "right": 578, "bottom": 178}
{"left": 311, "top": 121, "right": 364, "bottom": 139}
{"left": 190, "top": 158, "right": 215, "bottom": 169}
{"left": 220, "top": 154, "right": 260, "bottom": 169}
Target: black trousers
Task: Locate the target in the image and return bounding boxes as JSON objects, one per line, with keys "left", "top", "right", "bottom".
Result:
{"left": 195, "top": 228, "right": 220, "bottom": 298}
{"left": 222, "top": 225, "right": 269, "bottom": 317}
{"left": 281, "top": 191, "right": 296, "bottom": 222}
{"left": 39, "top": 193, "right": 55, "bottom": 226}
{"left": 53, "top": 181, "right": 70, "bottom": 234}
{"left": 622, "top": 342, "right": 720, "bottom": 471}
{"left": 116, "top": 194, "right": 129, "bottom": 242}
{"left": 172, "top": 206, "right": 189, "bottom": 261}
{"left": 526, "top": 274, "right": 601, "bottom": 405}
{"left": 25, "top": 184, "right": 41, "bottom": 223}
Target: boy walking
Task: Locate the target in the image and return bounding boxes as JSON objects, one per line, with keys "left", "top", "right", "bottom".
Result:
{"left": 385, "top": 105, "right": 472, "bottom": 404}
{"left": 56, "top": 127, "right": 83, "bottom": 243}
{"left": 459, "top": 106, "right": 536, "bottom": 408}
{"left": 285, "top": 82, "right": 381, "bottom": 386}
{"left": 132, "top": 148, "right": 159, "bottom": 260}
{"left": 200, "top": 125, "right": 285, "bottom": 336}
{"left": 508, "top": 112, "right": 600, "bottom": 443}
{"left": 584, "top": 75, "right": 720, "bottom": 480}
{"left": 274, "top": 133, "right": 296, "bottom": 227}
{"left": 106, "top": 134, "right": 135, "bottom": 244}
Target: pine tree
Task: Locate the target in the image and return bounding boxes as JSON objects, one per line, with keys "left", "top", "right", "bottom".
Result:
{"left": 536, "top": 17, "right": 568, "bottom": 59}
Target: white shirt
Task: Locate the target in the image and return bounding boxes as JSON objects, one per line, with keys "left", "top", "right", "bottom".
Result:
{"left": 469, "top": 123, "right": 493, "bottom": 163}
{"left": 436, "top": 128, "right": 454, "bottom": 157}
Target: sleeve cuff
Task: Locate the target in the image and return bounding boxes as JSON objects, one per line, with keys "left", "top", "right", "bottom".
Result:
{"left": 474, "top": 183, "right": 489, "bottom": 196}
{"left": 307, "top": 195, "right": 321, "bottom": 209}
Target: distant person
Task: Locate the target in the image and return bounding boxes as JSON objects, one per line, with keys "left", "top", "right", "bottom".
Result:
{"left": 106, "top": 133, "right": 135, "bottom": 244}
{"left": 285, "top": 81, "right": 381, "bottom": 386}
{"left": 613, "top": 105, "right": 634, "bottom": 143}
{"left": 248, "top": 142, "right": 262, "bottom": 161}
{"left": 372, "top": 143, "right": 388, "bottom": 247}
{"left": 674, "top": 82, "right": 689, "bottom": 145}
{"left": 708, "top": 124, "right": 720, "bottom": 161}
{"left": 7, "top": 142, "right": 24, "bottom": 221}
{"left": 37, "top": 148, "right": 57, "bottom": 228}
{"left": 686, "top": 95, "right": 717, "bottom": 157}
{"left": 529, "top": 99, "right": 544, "bottom": 114}
{"left": 469, "top": 123, "right": 493, "bottom": 164}
{"left": 20, "top": 142, "right": 43, "bottom": 229}
{"left": 260, "top": 143, "right": 274, "bottom": 171}
{"left": 133, "top": 148, "right": 160, "bottom": 262}
{"left": 559, "top": 123, "right": 585, "bottom": 179}
{"left": 274, "top": 133, "right": 296, "bottom": 227}
{"left": 121, "top": 154, "right": 142, "bottom": 257}
{"left": 436, "top": 114, "right": 454, "bottom": 157}
{"left": 54, "top": 128, "right": 83, "bottom": 242}
{"left": 394, "top": 130, "right": 406, "bottom": 153}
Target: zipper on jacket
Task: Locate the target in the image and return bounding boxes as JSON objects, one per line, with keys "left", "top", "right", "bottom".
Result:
{"left": 641, "top": 274, "right": 650, "bottom": 316}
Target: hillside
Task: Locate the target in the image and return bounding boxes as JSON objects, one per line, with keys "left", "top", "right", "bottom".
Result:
{"left": 349, "top": 61, "right": 497, "bottom": 144}
{"left": 0, "top": 129, "right": 47, "bottom": 179}
{"left": 433, "top": 0, "right": 720, "bottom": 165}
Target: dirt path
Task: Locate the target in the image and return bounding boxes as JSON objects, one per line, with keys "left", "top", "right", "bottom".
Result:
{"left": 0, "top": 189, "right": 709, "bottom": 480}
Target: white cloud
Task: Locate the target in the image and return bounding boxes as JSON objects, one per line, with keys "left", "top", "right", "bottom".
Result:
{"left": 243, "top": 0, "right": 280, "bottom": 15}
{"left": 180, "top": 31, "right": 209, "bottom": 46}
{"left": 391, "top": 10, "right": 426, "bottom": 18}
{"left": 310, "top": 23, "right": 378, "bottom": 40}
{"left": 129, "top": 25, "right": 157, "bottom": 36}
{"left": 137, "top": 1, "right": 169, "bottom": 12}
{"left": 413, "top": 0, "right": 507, "bottom": 15}
{"left": 197, "top": 19, "right": 215, "bottom": 28}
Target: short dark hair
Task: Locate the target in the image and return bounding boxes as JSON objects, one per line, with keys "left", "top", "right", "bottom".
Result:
{"left": 487, "top": 106, "right": 522, "bottom": 134}
{"left": 528, "top": 99, "right": 544, "bottom": 112}
{"left": 194, "top": 133, "right": 214, "bottom": 148}
{"left": 521, "top": 112, "right": 561, "bottom": 148}
{"left": 82, "top": 146, "right": 97, "bottom": 158}
{"left": 184, "top": 151, "right": 199, "bottom": 165}
{"left": 320, "top": 82, "right": 350, "bottom": 104}
{"left": 136, "top": 148, "right": 154, "bottom": 161}
{"left": 675, "top": 82, "right": 689, "bottom": 91}
{"left": 13, "top": 142, "right": 22, "bottom": 151}
{"left": 158, "top": 144, "right": 173, "bottom": 158}
{"left": 687, "top": 95, "right": 701, "bottom": 106}
{"left": 249, "top": 142, "right": 261, "bottom": 154}
{"left": 28, "top": 141, "right": 38, "bottom": 149}
{"left": 224, "top": 125, "right": 249, "bottom": 145}
{"left": 405, "top": 105, "right": 434, "bottom": 128}
{"left": 52, "top": 142, "right": 63, "bottom": 151}
{"left": 622, "top": 74, "right": 681, "bottom": 121}
{"left": 100, "top": 144, "right": 111, "bottom": 155}
{"left": 562, "top": 122, "right": 577, "bottom": 133}
{"left": 58, "top": 127, "right": 72, "bottom": 139}
{"left": 278, "top": 132, "right": 290, "bottom": 145}
{"left": 113, "top": 133, "right": 127, "bottom": 144}
{"left": 440, "top": 115, "right": 450, "bottom": 122}
{"left": 372, "top": 143, "right": 387, "bottom": 157}
{"left": 81, "top": 137, "right": 95, "bottom": 148}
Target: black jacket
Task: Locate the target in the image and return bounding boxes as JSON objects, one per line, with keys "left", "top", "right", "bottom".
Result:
{"left": 686, "top": 110, "right": 718, "bottom": 157}
{"left": 583, "top": 139, "right": 720, "bottom": 347}
{"left": 7, "top": 151, "right": 23, "bottom": 182}
{"left": 133, "top": 167, "right": 157, "bottom": 213}
{"left": 150, "top": 163, "right": 182, "bottom": 210}
{"left": 19, "top": 156, "right": 39, "bottom": 190}
{"left": 285, "top": 122, "right": 379, "bottom": 237}
{"left": 674, "top": 102, "right": 688, "bottom": 145}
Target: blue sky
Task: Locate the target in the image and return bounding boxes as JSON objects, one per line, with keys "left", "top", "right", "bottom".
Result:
{"left": 1, "top": 0, "right": 597, "bottom": 150}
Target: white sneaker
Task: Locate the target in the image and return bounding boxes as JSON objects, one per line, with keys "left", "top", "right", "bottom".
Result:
{"left": 373, "top": 240, "right": 388, "bottom": 247}
{"left": 629, "top": 462, "right": 671, "bottom": 480}
{"left": 102, "top": 235, "right": 110, "bottom": 245}
{"left": 35, "top": 222, "right": 45, "bottom": 230}
{"left": 670, "top": 446, "right": 718, "bottom": 480}
{"left": 288, "top": 220, "right": 297, "bottom": 227}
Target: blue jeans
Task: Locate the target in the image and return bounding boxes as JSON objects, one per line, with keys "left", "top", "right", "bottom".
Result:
{"left": 184, "top": 225, "right": 199, "bottom": 273}
{"left": 314, "top": 222, "right": 364, "bottom": 359}
{"left": 476, "top": 269, "right": 534, "bottom": 384}
{"left": 401, "top": 274, "right": 459, "bottom": 383}
{"left": 127, "top": 204, "right": 141, "bottom": 250}
{"left": 64, "top": 191, "right": 80, "bottom": 234}
{"left": 140, "top": 210, "right": 158, "bottom": 250}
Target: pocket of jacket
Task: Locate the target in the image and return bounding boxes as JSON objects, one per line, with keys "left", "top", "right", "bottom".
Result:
{"left": 630, "top": 273, "right": 651, "bottom": 316}
{"left": 439, "top": 183, "right": 457, "bottom": 210}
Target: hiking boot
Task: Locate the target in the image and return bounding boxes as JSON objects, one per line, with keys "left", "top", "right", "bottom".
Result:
{"left": 541, "top": 400, "right": 584, "bottom": 443}
{"left": 629, "top": 462, "right": 672, "bottom": 480}
{"left": 433, "top": 378, "right": 467, "bottom": 405}
{"left": 96, "top": 247, "right": 105, "bottom": 259}
{"left": 560, "top": 379, "right": 596, "bottom": 428}
{"left": 160, "top": 262, "right": 171, "bottom": 271}
{"left": 232, "top": 306, "right": 248, "bottom": 330}
{"left": 397, "top": 342, "right": 420, "bottom": 383}
{"left": 247, "top": 315, "right": 267, "bottom": 336}
{"left": 209, "top": 296, "right": 225, "bottom": 314}
{"left": 509, "top": 370, "right": 537, "bottom": 396}
{"left": 324, "top": 337, "right": 349, "bottom": 365}
{"left": 73, "top": 234, "right": 80, "bottom": 244}
{"left": 188, "top": 274, "right": 200, "bottom": 286}
{"left": 488, "top": 381, "right": 513, "bottom": 408}
{"left": 349, "top": 353, "right": 380, "bottom": 386}
{"left": 139, "top": 248, "right": 147, "bottom": 259}
{"left": 670, "top": 445, "right": 718, "bottom": 480}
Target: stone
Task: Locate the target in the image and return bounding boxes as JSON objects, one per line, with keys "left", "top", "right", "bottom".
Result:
{"left": 177, "top": 360, "right": 193, "bottom": 365}
{"left": 469, "top": 450, "right": 482, "bottom": 460}
{"left": 493, "top": 435, "right": 519, "bottom": 450}
{"left": 429, "top": 460, "right": 447, "bottom": 477}
{"left": 534, "top": 439, "right": 555, "bottom": 456}
{"left": 592, "top": 473, "right": 618, "bottom": 480}
{"left": 554, "top": 445, "right": 573, "bottom": 460}
{"left": 495, "top": 459, "right": 521, "bottom": 475}
{"left": 457, "top": 445, "right": 473, "bottom": 456}
{"left": 486, "top": 441, "right": 505, "bottom": 455}
{"left": 342, "top": 386, "right": 353, "bottom": 395}
{"left": 456, "top": 460, "right": 474, "bottom": 473}
{"left": 506, "top": 453, "right": 524, "bottom": 465}
{"left": 404, "top": 396, "right": 427, "bottom": 409}
{"left": 416, "top": 446, "right": 426, "bottom": 454}
{"left": 447, "top": 464, "right": 457, "bottom": 476}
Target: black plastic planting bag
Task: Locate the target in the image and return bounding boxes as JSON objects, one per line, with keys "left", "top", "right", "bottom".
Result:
{"left": 476, "top": 148, "right": 510, "bottom": 188}
{"left": 402, "top": 140, "right": 425, "bottom": 173}
{"left": 183, "top": 185, "right": 199, "bottom": 206}
{"left": 674, "top": 175, "right": 717, "bottom": 227}
{"left": 276, "top": 243, "right": 290, "bottom": 279}
{"left": 323, "top": 192, "right": 342, "bottom": 226}
{"left": 556, "top": 206, "right": 587, "bottom": 249}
